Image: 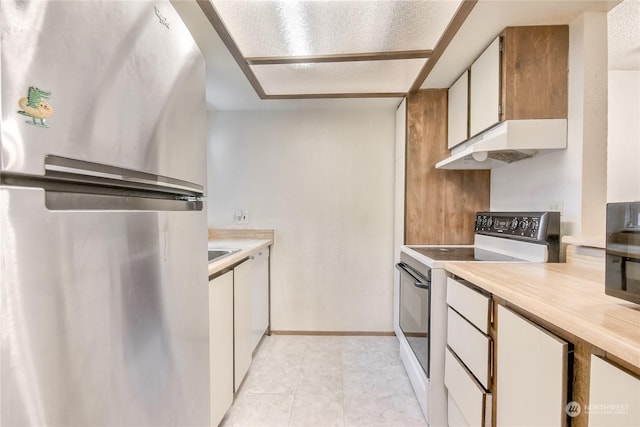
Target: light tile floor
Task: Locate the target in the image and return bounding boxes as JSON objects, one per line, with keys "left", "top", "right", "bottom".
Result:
{"left": 220, "top": 335, "right": 427, "bottom": 427}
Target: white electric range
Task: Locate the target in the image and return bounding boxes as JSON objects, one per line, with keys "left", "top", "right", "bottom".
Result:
{"left": 395, "top": 211, "right": 560, "bottom": 425}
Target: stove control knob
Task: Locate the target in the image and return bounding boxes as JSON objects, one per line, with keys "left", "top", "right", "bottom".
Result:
{"left": 531, "top": 220, "right": 539, "bottom": 231}
{"left": 487, "top": 217, "right": 494, "bottom": 228}
{"left": 476, "top": 217, "right": 482, "bottom": 228}
{"left": 481, "top": 217, "right": 488, "bottom": 227}
{"left": 510, "top": 218, "right": 519, "bottom": 229}
{"left": 520, "top": 219, "right": 529, "bottom": 230}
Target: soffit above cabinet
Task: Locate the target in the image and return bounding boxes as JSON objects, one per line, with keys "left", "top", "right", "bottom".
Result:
{"left": 197, "top": 0, "right": 466, "bottom": 99}
{"left": 422, "top": 0, "right": 622, "bottom": 89}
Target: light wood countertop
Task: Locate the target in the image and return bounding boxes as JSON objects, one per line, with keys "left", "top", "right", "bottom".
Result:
{"left": 444, "top": 261, "right": 640, "bottom": 369}
{"left": 207, "top": 239, "right": 272, "bottom": 276}
{"left": 207, "top": 233, "right": 273, "bottom": 277}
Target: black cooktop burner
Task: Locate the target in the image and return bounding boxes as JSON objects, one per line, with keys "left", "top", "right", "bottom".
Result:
{"left": 408, "top": 246, "right": 524, "bottom": 262}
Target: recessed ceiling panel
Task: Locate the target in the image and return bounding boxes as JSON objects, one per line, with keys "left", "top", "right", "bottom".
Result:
{"left": 251, "top": 59, "right": 428, "bottom": 95}
{"left": 212, "top": 0, "right": 462, "bottom": 57}
{"left": 608, "top": 0, "right": 640, "bottom": 70}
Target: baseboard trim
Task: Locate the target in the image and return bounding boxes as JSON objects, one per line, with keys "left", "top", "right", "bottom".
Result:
{"left": 270, "top": 330, "right": 396, "bottom": 336}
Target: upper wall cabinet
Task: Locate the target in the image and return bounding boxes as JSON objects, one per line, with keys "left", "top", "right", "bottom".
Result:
{"left": 469, "top": 38, "right": 501, "bottom": 138}
{"left": 447, "top": 70, "right": 469, "bottom": 149}
{"left": 451, "top": 25, "right": 569, "bottom": 146}
{"left": 500, "top": 26, "right": 569, "bottom": 123}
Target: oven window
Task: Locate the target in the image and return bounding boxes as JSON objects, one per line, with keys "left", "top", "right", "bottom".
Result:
{"left": 398, "top": 265, "right": 430, "bottom": 377}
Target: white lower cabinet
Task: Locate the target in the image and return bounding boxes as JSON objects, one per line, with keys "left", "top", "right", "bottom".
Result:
{"left": 446, "top": 277, "right": 491, "bottom": 334}
{"left": 447, "top": 307, "right": 492, "bottom": 389}
{"left": 445, "top": 348, "right": 492, "bottom": 427}
{"left": 209, "top": 270, "right": 234, "bottom": 427}
{"left": 589, "top": 355, "right": 640, "bottom": 426}
{"left": 250, "top": 248, "right": 269, "bottom": 351}
{"left": 447, "top": 394, "right": 469, "bottom": 427}
{"left": 233, "top": 259, "right": 252, "bottom": 392}
{"left": 209, "top": 246, "right": 271, "bottom": 425}
{"left": 496, "top": 304, "right": 569, "bottom": 426}
{"left": 445, "top": 278, "right": 493, "bottom": 427}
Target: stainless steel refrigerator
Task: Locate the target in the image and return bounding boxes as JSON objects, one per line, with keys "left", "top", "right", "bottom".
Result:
{"left": 0, "top": 1, "right": 209, "bottom": 425}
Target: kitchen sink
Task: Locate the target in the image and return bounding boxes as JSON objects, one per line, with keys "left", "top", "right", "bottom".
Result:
{"left": 208, "top": 248, "right": 240, "bottom": 262}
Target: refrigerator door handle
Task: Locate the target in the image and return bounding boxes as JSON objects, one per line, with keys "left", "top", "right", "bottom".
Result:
{"left": 45, "top": 155, "right": 203, "bottom": 195}
{"left": 45, "top": 190, "right": 203, "bottom": 211}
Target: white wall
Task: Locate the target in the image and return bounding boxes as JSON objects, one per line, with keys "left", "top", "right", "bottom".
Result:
{"left": 491, "top": 13, "right": 608, "bottom": 237}
{"left": 392, "top": 99, "right": 406, "bottom": 336}
{"left": 207, "top": 109, "right": 396, "bottom": 332}
{"left": 608, "top": 70, "right": 640, "bottom": 203}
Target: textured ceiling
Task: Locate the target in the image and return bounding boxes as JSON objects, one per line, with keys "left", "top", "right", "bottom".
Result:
{"left": 608, "top": 0, "right": 640, "bottom": 70}
{"left": 209, "top": 0, "right": 463, "bottom": 96}
{"left": 212, "top": 0, "right": 461, "bottom": 57}
{"left": 173, "top": 0, "right": 636, "bottom": 109}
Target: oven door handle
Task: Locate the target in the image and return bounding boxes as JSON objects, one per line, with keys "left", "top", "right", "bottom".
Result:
{"left": 396, "top": 262, "right": 431, "bottom": 290}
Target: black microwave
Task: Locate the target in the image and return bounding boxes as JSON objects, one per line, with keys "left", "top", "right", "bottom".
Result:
{"left": 606, "top": 202, "right": 640, "bottom": 304}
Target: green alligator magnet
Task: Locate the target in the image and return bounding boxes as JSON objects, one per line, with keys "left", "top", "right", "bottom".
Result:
{"left": 17, "top": 86, "right": 53, "bottom": 127}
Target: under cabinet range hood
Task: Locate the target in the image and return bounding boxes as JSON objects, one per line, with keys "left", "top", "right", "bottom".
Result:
{"left": 436, "top": 119, "right": 567, "bottom": 170}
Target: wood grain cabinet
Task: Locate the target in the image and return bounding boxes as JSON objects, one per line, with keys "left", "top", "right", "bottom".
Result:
{"left": 465, "top": 25, "right": 569, "bottom": 139}
{"left": 209, "top": 270, "right": 234, "bottom": 427}
{"left": 496, "top": 304, "right": 569, "bottom": 426}
{"left": 588, "top": 355, "right": 640, "bottom": 426}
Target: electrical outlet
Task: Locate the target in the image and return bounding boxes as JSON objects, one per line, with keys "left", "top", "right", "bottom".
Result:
{"left": 546, "top": 200, "right": 563, "bottom": 214}
{"left": 234, "top": 210, "right": 250, "bottom": 224}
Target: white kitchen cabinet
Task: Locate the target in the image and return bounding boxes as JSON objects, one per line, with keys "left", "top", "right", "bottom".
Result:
{"left": 447, "top": 394, "right": 469, "bottom": 427}
{"left": 445, "top": 278, "right": 493, "bottom": 426}
{"left": 496, "top": 304, "right": 569, "bottom": 426}
{"left": 448, "top": 70, "right": 469, "bottom": 148}
{"left": 465, "top": 27, "right": 568, "bottom": 142}
{"left": 209, "top": 270, "right": 234, "bottom": 427}
{"left": 445, "top": 348, "right": 492, "bottom": 427}
{"left": 589, "top": 355, "right": 640, "bottom": 426}
{"left": 469, "top": 37, "right": 500, "bottom": 137}
{"left": 250, "top": 248, "right": 270, "bottom": 351}
{"left": 446, "top": 277, "right": 491, "bottom": 334}
{"left": 233, "top": 259, "right": 252, "bottom": 391}
{"left": 447, "top": 307, "right": 492, "bottom": 389}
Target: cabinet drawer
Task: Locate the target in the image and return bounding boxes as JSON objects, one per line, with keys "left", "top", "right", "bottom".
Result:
{"left": 446, "top": 277, "right": 491, "bottom": 333}
{"left": 448, "top": 394, "right": 469, "bottom": 427}
{"left": 251, "top": 248, "right": 268, "bottom": 261}
{"left": 447, "top": 307, "right": 492, "bottom": 389}
{"left": 445, "top": 348, "right": 492, "bottom": 427}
